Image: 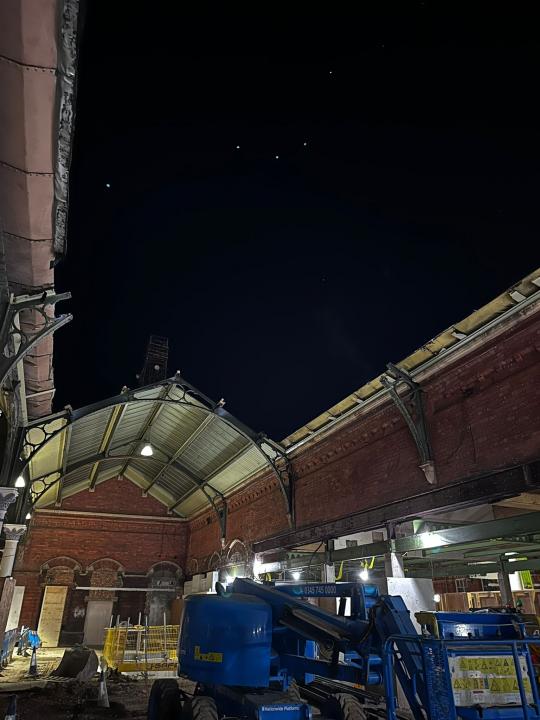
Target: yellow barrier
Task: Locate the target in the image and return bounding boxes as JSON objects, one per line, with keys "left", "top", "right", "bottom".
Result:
{"left": 102, "top": 625, "right": 179, "bottom": 673}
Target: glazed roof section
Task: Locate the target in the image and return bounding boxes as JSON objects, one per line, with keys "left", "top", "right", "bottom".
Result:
{"left": 23, "top": 377, "right": 280, "bottom": 516}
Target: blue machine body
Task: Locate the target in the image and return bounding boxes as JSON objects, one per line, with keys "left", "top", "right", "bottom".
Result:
{"left": 178, "top": 579, "right": 540, "bottom": 720}
{"left": 429, "top": 611, "right": 527, "bottom": 639}
{"left": 179, "top": 593, "right": 272, "bottom": 687}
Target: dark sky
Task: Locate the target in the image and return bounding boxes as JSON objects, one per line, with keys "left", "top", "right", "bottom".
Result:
{"left": 54, "top": 4, "right": 539, "bottom": 440}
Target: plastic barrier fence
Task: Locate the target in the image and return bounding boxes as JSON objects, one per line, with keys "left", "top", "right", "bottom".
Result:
{"left": 1, "top": 628, "right": 18, "bottom": 667}
{"left": 102, "top": 625, "right": 179, "bottom": 673}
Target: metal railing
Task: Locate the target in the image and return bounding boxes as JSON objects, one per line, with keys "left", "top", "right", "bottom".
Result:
{"left": 102, "top": 625, "right": 179, "bottom": 673}
{"left": 383, "top": 635, "right": 540, "bottom": 720}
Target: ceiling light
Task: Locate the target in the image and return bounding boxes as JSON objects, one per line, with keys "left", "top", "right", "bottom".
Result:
{"left": 292, "top": 571, "right": 301, "bottom": 581}
{"left": 225, "top": 575, "right": 233, "bottom": 585}
{"left": 433, "top": 593, "right": 441, "bottom": 603}
{"left": 15, "top": 476, "right": 26, "bottom": 488}
{"left": 140, "top": 444, "right": 153, "bottom": 457}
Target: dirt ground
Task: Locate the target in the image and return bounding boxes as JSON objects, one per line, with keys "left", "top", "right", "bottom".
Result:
{"left": 0, "top": 648, "right": 193, "bottom": 719}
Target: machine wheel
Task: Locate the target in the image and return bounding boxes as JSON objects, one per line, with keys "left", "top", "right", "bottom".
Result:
{"left": 183, "top": 695, "right": 219, "bottom": 720}
{"left": 325, "top": 693, "right": 367, "bottom": 720}
{"left": 147, "top": 679, "right": 182, "bottom": 720}
{"left": 287, "top": 679, "right": 303, "bottom": 702}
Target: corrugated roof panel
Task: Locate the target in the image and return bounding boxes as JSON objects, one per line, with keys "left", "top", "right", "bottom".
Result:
{"left": 67, "top": 408, "right": 111, "bottom": 464}
{"left": 110, "top": 401, "right": 158, "bottom": 452}
{"left": 155, "top": 466, "right": 194, "bottom": 500}
{"left": 132, "top": 385, "right": 168, "bottom": 401}
{"left": 176, "top": 489, "right": 208, "bottom": 516}
{"left": 128, "top": 456, "right": 165, "bottom": 483}
{"left": 180, "top": 422, "right": 248, "bottom": 478}
{"left": 61, "top": 463, "right": 93, "bottom": 489}
{"left": 149, "top": 403, "right": 208, "bottom": 458}
{"left": 95, "top": 461, "right": 124, "bottom": 483}
{"left": 210, "top": 446, "right": 267, "bottom": 494}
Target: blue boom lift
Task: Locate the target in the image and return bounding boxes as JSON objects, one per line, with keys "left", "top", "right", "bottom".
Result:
{"left": 148, "top": 577, "right": 540, "bottom": 720}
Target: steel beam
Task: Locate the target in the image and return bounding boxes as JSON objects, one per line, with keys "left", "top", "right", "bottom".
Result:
{"left": 406, "top": 558, "right": 540, "bottom": 578}
{"left": 395, "top": 512, "right": 540, "bottom": 553}
{"left": 54, "top": 424, "right": 72, "bottom": 506}
{"left": 89, "top": 404, "right": 126, "bottom": 491}
{"left": 253, "top": 462, "right": 540, "bottom": 554}
{"left": 276, "top": 513, "right": 540, "bottom": 567}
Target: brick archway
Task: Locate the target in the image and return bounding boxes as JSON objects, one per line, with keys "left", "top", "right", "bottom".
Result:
{"left": 86, "top": 558, "right": 123, "bottom": 600}
{"left": 40, "top": 556, "right": 82, "bottom": 586}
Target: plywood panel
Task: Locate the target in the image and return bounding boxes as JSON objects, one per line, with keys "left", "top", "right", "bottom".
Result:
{"left": 6, "top": 585, "right": 25, "bottom": 630}
{"left": 83, "top": 600, "right": 113, "bottom": 647}
{"left": 37, "top": 586, "right": 68, "bottom": 647}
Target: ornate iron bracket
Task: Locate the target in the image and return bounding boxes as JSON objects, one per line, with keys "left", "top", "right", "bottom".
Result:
{"left": 0, "top": 290, "right": 72, "bottom": 390}
{"left": 201, "top": 490, "right": 228, "bottom": 548}
{"left": 380, "top": 363, "right": 436, "bottom": 485}
{"left": 257, "top": 437, "right": 295, "bottom": 527}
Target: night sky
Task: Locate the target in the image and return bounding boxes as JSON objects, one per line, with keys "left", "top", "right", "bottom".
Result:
{"left": 54, "top": 5, "right": 538, "bottom": 440}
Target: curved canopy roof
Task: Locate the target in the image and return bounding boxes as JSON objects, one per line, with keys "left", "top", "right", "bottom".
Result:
{"left": 18, "top": 375, "right": 289, "bottom": 520}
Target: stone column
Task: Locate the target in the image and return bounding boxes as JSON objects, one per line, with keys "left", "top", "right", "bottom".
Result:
{"left": 384, "top": 551, "right": 405, "bottom": 579}
{"left": 0, "top": 524, "right": 27, "bottom": 578}
{"left": 0, "top": 488, "right": 18, "bottom": 534}
{"left": 0, "top": 501, "right": 23, "bottom": 651}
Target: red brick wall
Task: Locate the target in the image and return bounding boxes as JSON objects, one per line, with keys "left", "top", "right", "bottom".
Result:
{"left": 188, "top": 474, "right": 288, "bottom": 563}
{"left": 59, "top": 476, "right": 169, "bottom": 516}
{"left": 14, "top": 509, "right": 188, "bottom": 628}
{"left": 188, "top": 308, "right": 540, "bottom": 564}
{"left": 291, "top": 311, "right": 540, "bottom": 529}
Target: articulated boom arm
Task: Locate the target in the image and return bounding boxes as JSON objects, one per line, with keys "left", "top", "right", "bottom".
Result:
{"left": 231, "top": 578, "right": 372, "bottom": 645}
{"left": 231, "top": 578, "right": 426, "bottom": 706}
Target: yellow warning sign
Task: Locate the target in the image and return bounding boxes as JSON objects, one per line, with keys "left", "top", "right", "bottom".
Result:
{"left": 458, "top": 656, "right": 515, "bottom": 672}
{"left": 448, "top": 655, "right": 533, "bottom": 707}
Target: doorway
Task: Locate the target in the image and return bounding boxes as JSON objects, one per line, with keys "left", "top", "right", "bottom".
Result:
{"left": 83, "top": 599, "right": 114, "bottom": 647}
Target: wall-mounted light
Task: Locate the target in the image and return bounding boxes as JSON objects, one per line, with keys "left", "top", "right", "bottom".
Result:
{"left": 25, "top": 512, "right": 32, "bottom": 520}
{"left": 359, "top": 568, "right": 369, "bottom": 582}
{"left": 15, "top": 476, "right": 26, "bottom": 488}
